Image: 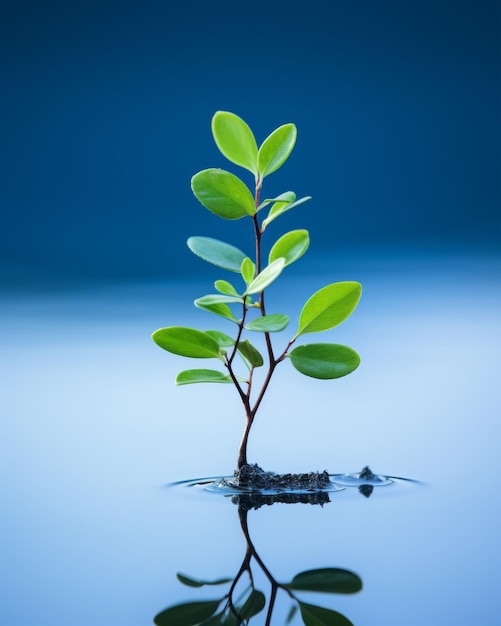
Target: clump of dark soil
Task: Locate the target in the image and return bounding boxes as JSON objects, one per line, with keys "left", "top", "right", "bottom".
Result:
{"left": 223, "top": 463, "right": 331, "bottom": 491}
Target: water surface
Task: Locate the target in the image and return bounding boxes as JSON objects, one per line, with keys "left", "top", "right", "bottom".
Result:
{"left": 2, "top": 251, "right": 500, "bottom": 625}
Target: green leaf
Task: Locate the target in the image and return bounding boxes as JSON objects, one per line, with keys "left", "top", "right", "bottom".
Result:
{"left": 194, "top": 301, "right": 239, "bottom": 323}
{"left": 245, "top": 314, "right": 289, "bottom": 332}
{"left": 285, "top": 568, "right": 362, "bottom": 594}
{"left": 296, "top": 282, "right": 362, "bottom": 337}
{"left": 239, "top": 589, "right": 266, "bottom": 619}
{"left": 214, "top": 280, "right": 239, "bottom": 296}
{"left": 288, "top": 344, "right": 360, "bottom": 379}
{"left": 195, "top": 294, "right": 243, "bottom": 306}
{"left": 187, "top": 236, "right": 247, "bottom": 273}
{"left": 191, "top": 169, "right": 256, "bottom": 220}
{"left": 205, "top": 330, "right": 235, "bottom": 347}
{"left": 257, "top": 191, "right": 296, "bottom": 211}
{"left": 177, "top": 573, "right": 232, "bottom": 588}
{"left": 237, "top": 339, "right": 264, "bottom": 367}
{"left": 154, "top": 599, "right": 221, "bottom": 626}
{"left": 211, "top": 111, "right": 259, "bottom": 176}
{"left": 176, "top": 369, "right": 234, "bottom": 385}
{"left": 258, "top": 123, "right": 297, "bottom": 178}
{"left": 152, "top": 327, "right": 223, "bottom": 359}
{"left": 262, "top": 195, "right": 312, "bottom": 229}
{"left": 269, "top": 229, "right": 310, "bottom": 267}
{"left": 241, "top": 257, "right": 256, "bottom": 285}
{"left": 245, "top": 258, "right": 285, "bottom": 295}
{"left": 298, "top": 601, "right": 355, "bottom": 626}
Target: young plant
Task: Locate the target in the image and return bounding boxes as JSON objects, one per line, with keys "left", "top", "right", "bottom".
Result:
{"left": 152, "top": 111, "right": 362, "bottom": 471}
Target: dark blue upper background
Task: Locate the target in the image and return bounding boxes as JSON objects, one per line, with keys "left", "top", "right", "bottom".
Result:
{"left": 1, "top": 0, "right": 499, "bottom": 283}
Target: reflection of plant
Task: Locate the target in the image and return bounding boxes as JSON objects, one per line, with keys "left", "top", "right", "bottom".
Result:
{"left": 153, "top": 502, "right": 362, "bottom": 625}
{"left": 152, "top": 112, "right": 362, "bottom": 471}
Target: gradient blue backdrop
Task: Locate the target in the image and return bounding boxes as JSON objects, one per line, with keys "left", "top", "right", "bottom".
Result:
{"left": 1, "top": 0, "right": 499, "bottom": 284}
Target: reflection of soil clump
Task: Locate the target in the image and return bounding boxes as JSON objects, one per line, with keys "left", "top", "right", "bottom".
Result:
{"left": 225, "top": 463, "right": 331, "bottom": 491}
{"left": 233, "top": 491, "right": 331, "bottom": 511}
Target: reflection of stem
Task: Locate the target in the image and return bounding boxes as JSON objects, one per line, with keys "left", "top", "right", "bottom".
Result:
{"left": 237, "top": 506, "right": 296, "bottom": 619}
{"left": 265, "top": 585, "right": 277, "bottom": 626}
{"left": 226, "top": 546, "right": 252, "bottom": 621}
{"left": 154, "top": 496, "right": 361, "bottom": 626}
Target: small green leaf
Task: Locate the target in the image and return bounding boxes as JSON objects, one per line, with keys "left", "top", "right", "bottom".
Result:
{"left": 298, "top": 601, "right": 355, "bottom": 626}
{"left": 177, "top": 573, "right": 232, "bottom": 588}
{"left": 187, "top": 236, "right": 247, "bottom": 273}
{"left": 239, "top": 589, "right": 266, "bottom": 619}
{"left": 288, "top": 343, "right": 360, "bottom": 379}
{"left": 152, "top": 327, "right": 223, "bottom": 359}
{"left": 214, "top": 280, "right": 239, "bottom": 296}
{"left": 176, "top": 369, "right": 234, "bottom": 385}
{"left": 191, "top": 169, "right": 256, "bottom": 220}
{"left": 194, "top": 300, "right": 239, "bottom": 323}
{"left": 237, "top": 339, "right": 264, "bottom": 367}
{"left": 262, "top": 195, "right": 312, "bottom": 229}
{"left": 205, "top": 330, "right": 235, "bottom": 347}
{"left": 211, "top": 111, "right": 259, "bottom": 176}
{"left": 285, "top": 568, "right": 362, "bottom": 594}
{"left": 245, "top": 258, "right": 285, "bottom": 295}
{"left": 257, "top": 191, "right": 296, "bottom": 211}
{"left": 269, "top": 229, "right": 310, "bottom": 267}
{"left": 245, "top": 314, "right": 289, "bottom": 332}
{"left": 296, "top": 282, "right": 362, "bottom": 337}
{"left": 195, "top": 294, "right": 243, "bottom": 306}
{"left": 241, "top": 257, "right": 256, "bottom": 285}
{"left": 154, "top": 600, "right": 221, "bottom": 626}
{"left": 258, "top": 123, "right": 297, "bottom": 178}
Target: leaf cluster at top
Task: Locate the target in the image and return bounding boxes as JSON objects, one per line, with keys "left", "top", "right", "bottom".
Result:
{"left": 152, "top": 111, "right": 362, "bottom": 403}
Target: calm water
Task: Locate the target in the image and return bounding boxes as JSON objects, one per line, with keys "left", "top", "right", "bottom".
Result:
{"left": 2, "top": 251, "right": 500, "bottom": 625}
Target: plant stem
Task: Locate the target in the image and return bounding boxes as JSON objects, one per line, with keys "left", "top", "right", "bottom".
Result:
{"left": 237, "top": 414, "right": 253, "bottom": 468}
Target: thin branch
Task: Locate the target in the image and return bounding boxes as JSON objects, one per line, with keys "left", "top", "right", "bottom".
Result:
{"left": 225, "top": 356, "right": 250, "bottom": 410}
{"left": 228, "top": 301, "right": 248, "bottom": 366}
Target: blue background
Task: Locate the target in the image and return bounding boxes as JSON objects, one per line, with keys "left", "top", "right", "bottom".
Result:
{"left": 1, "top": 0, "right": 499, "bottom": 285}
{"left": 2, "top": 4, "right": 501, "bottom": 624}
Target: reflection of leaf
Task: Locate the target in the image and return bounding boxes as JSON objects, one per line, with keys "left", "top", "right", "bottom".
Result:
{"left": 177, "top": 572, "right": 232, "bottom": 587}
{"left": 239, "top": 589, "right": 266, "bottom": 619}
{"left": 154, "top": 599, "right": 221, "bottom": 625}
{"left": 286, "top": 605, "right": 298, "bottom": 624}
{"left": 286, "top": 568, "right": 362, "bottom": 594}
{"left": 221, "top": 589, "right": 266, "bottom": 625}
{"left": 199, "top": 614, "right": 223, "bottom": 625}
{"left": 298, "top": 601, "right": 355, "bottom": 626}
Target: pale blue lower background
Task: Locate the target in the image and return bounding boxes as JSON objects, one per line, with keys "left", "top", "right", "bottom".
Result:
{"left": 1, "top": 249, "right": 500, "bottom": 625}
